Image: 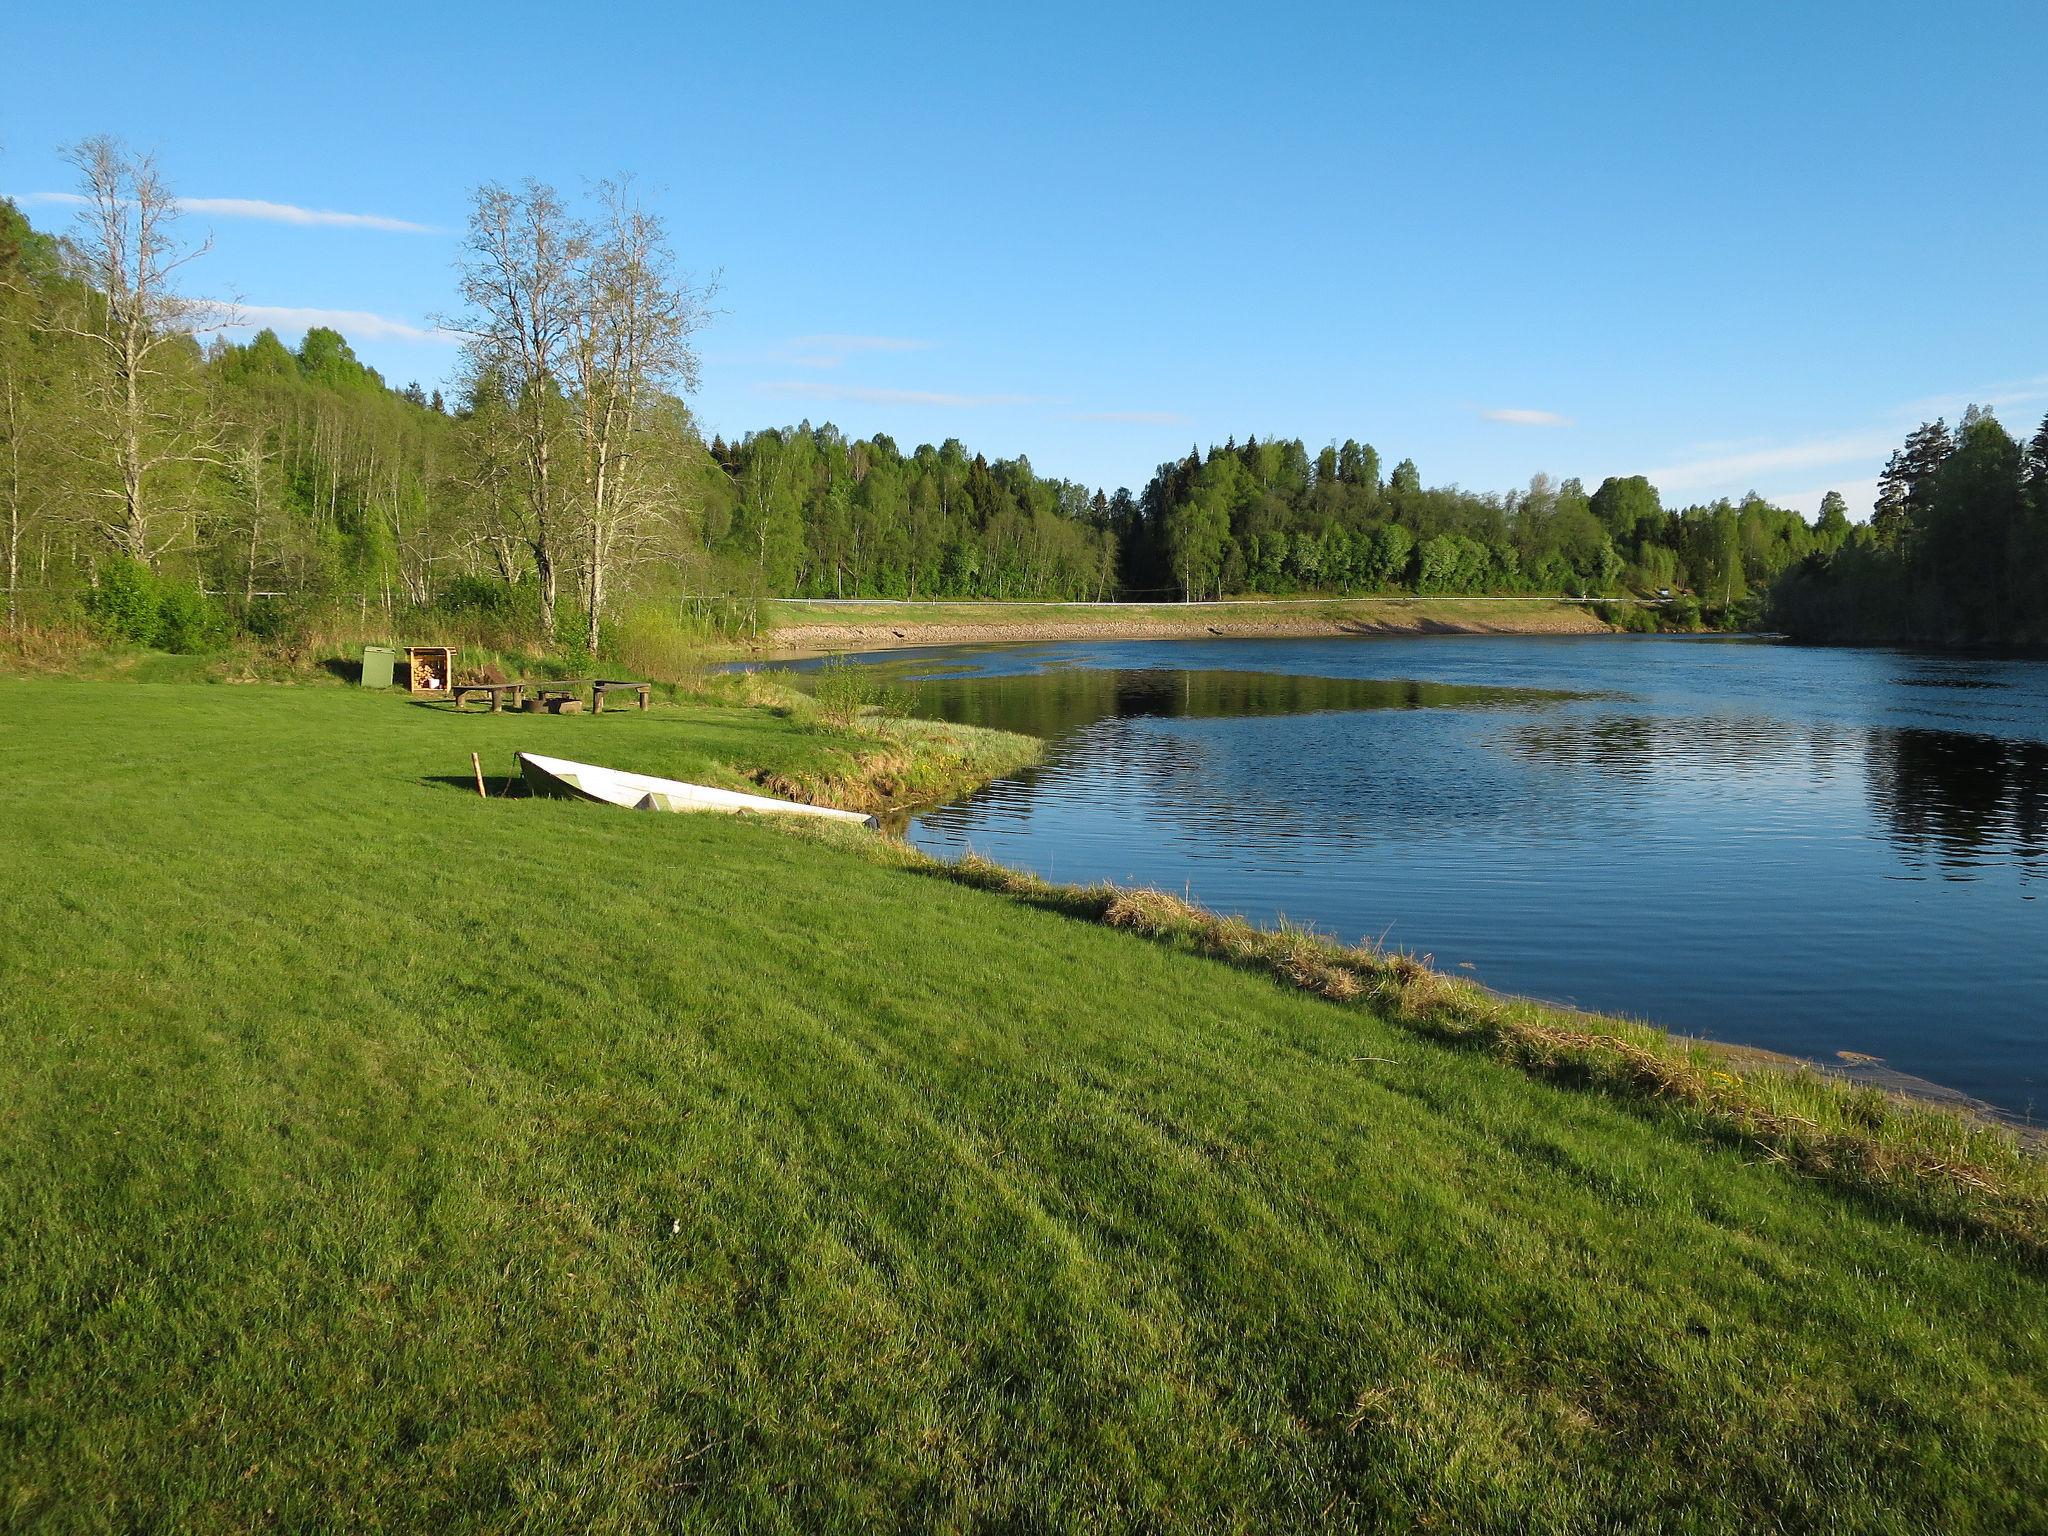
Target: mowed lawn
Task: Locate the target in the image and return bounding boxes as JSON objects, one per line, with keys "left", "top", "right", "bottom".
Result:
{"left": 1, "top": 680, "right": 2044, "bottom": 1532}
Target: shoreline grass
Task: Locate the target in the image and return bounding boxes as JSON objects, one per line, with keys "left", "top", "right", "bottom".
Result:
{"left": 776, "top": 825, "right": 2048, "bottom": 1260}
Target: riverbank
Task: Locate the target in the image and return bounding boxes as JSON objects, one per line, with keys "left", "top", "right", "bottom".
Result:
{"left": 759, "top": 595, "right": 1618, "bottom": 652}
{"left": 5, "top": 677, "right": 2046, "bottom": 1528}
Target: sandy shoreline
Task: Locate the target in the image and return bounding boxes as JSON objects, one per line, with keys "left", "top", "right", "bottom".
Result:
{"left": 761, "top": 601, "right": 1614, "bottom": 652}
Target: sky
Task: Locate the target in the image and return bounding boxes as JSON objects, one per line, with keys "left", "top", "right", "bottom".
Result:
{"left": 4, "top": 0, "right": 2044, "bottom": 516}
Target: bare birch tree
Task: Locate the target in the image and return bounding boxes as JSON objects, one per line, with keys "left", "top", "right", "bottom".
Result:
{"left": 450, "top": 181, "right": 583, "bottom": 633}
{"left": 0, "top": 256, "right": 62, "bottom": 630}
{"left": 51, "top": 137, "right": 230, "bottom": 564}
{"left": 565, "top": 181, "right": 716, "bottom": 653}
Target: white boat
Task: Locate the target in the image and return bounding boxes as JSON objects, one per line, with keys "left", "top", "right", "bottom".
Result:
{"left": 517, "top": 752, "right": 878, "bottom": 828}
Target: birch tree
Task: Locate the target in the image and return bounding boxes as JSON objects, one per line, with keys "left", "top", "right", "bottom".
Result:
{"left": 52, "top": 137, "right": 229, "bottom": 564}
{"left": 565, "top": 182, "right": 715, "bottom": 653}
{"left": 452, "top": 181, "right": 582, "bottom": 632}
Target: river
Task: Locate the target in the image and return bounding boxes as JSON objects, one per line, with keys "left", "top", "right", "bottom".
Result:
{"left": 804, "top": 635, "right": 2046, "bottom": 1118}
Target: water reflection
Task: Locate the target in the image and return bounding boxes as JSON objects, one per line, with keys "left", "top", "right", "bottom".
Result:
{"left": 1503, "top": 713, "right": 1859, "bottom": 775}
{"left": 897, "top": 663, "right": 2048, "bottom": 880}
{"left": 857, "top": 639, "right": 2046, "bottom": 1110}
{"left": 1868, "top": 728, "right": 2047, "bottom": 878}
{"left": 1500, "top": 715, "right": 2045, "bottom": 877}
{"left": 895, "top": 666, "right": 1582, "bottom": 740}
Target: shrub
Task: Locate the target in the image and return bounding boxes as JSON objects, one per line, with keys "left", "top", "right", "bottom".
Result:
{"left": 153, "top": 583, "right": 225, "bottom": 653}
{"left": 85, "top": 558, "right": 160, "bottom": 644}
{"left": 1662, "top": 595, "right": 1704, "bottom": 631}
{"left": 809, "top": 657, "right": 911, "bottom": 730}
{"left": 83, "top": 560, "right": 226, "bottom": 653}
{"left": 607, "top": 605, "right": 707, "bottom": 685}
{"left": 436, "top": 576, "right": 519, "bottom": 619}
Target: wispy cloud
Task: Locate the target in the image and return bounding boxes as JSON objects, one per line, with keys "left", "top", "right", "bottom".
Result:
{"left": 1644, "top": 429, "right": 1902, "bottom": 493}
{"left": 1066, "top": 409, "right": 1190, "bottom": 426}
{"left": 1768, "top": 477, "right": 1884, "bottom": 520}
{"left": 1479, "top": 407, "right": 1573, "bottom": 427}
{"left": 15, "top": 190, "right": 437, "bottom": 233}
{"left": 759, "top": 381, "right": 1041, "bottom": 409}
{"left": 218, "top": 304, "right": 455, "bottom": 345}
{"left": 1897, "top": 375, "right": 2048, "bottom": 422}
{"left": 1648, "top": 376, "right": 2048, "bottom": 500}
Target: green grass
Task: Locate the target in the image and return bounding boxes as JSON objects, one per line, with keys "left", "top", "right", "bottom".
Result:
{"left": 3, "top": 680, "right": 2046, "bottom": 1532}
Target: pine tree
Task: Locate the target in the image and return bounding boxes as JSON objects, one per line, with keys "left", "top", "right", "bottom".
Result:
{"left": 1874, "top": 420, "right": 1954, "bottom": 544}
{"left": 2024, "top": 413, "right": 2048, "bottom": 510}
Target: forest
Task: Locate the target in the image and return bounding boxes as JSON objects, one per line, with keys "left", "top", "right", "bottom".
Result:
{"left": 2, "top": 143, "right": 2042, "bottom": 654}
{"left": 1112, "top": 441, "right": 1839, "bottom": 619}
{"left": 1770, "top": 410, "right": 2048, "bottom": 645}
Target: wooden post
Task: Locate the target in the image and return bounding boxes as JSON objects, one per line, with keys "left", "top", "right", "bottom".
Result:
{"left": 471, "top": 752, "right": 487, "bottom": 799}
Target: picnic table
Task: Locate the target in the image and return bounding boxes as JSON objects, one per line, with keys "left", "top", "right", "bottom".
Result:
{"left": 449, "top": 678, "right": 651, "bottom": 714}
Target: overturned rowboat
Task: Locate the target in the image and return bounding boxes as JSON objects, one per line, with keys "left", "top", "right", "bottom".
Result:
{"left": 516, "top": 752, "right": 878, "bottom": 828}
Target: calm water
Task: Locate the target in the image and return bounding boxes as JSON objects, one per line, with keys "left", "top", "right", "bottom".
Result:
{"left": 810, "top": 636, "right": 2048, "bottom": 1116}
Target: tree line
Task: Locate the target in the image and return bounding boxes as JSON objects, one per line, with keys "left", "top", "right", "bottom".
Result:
{"left": 0, "top": 142, "right": 725, "bottom": 652}
{"left": 0, "top": 146, "right": 1121, "bottom": 648}
{"left": 1109, "top": 439, "right": 1848, "bottom": 615}
{"left": 1770, "top": 409, "right": 2048, "bottom": 645}
{"left": 5, "top": 138, "right": 2038, "bottom": 654}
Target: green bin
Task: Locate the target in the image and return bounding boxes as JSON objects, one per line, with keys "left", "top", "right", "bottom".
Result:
{"left": 360, "top": 646, "right": 397, "bottom": 689}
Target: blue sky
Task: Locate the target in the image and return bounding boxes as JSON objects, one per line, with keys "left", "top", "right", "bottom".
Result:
{"left": 4, "top": 0, "right": 2043, "bottom": 514}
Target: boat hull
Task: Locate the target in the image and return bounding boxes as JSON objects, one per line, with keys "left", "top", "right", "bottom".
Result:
{"left": 516, "top": 752, "right": 878, "bottom": 828}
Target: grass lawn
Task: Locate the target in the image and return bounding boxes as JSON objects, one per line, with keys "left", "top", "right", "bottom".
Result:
{"left": 2, "top": 679, "right": 2045, "bottom": 1532}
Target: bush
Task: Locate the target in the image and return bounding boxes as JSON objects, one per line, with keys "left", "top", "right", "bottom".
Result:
{"left": 1662, "top": 595, "right": 1704, "bottom": 631}
{"left": 237, "top": 595, "right": 303, "bottom": 643}
{"left": 809, "top": 657, "right": 908, "bottom": 729}
{"left": 82, "top": 559, "right": 225, "bottom": 653}
{"left": 153, "top": 583, "right": 225, "bottom": 653}
{"left": 1593, "top": 600, "right": 1658, "bottom": 633}
{"left": 86, "top": 558, "right": 160, "bottom": 645}
{"left": 607, "top": 605, "right": 709, "bottom": 685}
{"left": 436, "top": 576, "right": 520, "bottom": 619}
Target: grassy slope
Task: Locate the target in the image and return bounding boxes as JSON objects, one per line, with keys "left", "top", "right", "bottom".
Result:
{"left": 2, "top": 681, "right": 2045, "bottom": 1532}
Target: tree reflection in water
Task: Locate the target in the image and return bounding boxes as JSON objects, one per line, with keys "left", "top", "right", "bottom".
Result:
{"left": 1867, "top": 728, "right": 2047, "bottom": 879}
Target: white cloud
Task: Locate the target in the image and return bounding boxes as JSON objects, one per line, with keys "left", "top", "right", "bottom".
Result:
{"left": 760, "top": 381, "right": 1042, "bottom": 408}
{"left": 218, "top": 304, "right": 455, "bottom": 345}
{"left": 1480, "top": 407, "right": 1573, "bottom": 427}
{"left": 1066, "top": 410, "right": 1190, "bottom": 426}
{"left": 1897, "top": 375, "right": 2048, "bottom": 422}
{"left": 14, "top": 190, "right": 436, "bottom": 233}
{"left": 1644, "top": 430, "right": 1899, "bottom": 492}
{"left": 1644, "top": 376, "right": 2048, "bottom": 507}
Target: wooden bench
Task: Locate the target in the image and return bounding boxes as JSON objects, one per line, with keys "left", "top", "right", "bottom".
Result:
{"left": 533, "top": 680, "right": 591, "bottom": 714}
{"left": 592, "top": 679, "right": 653, "bottom": 714}
{"left": 451, "top": 678, "right": 647, "bottom": 715}
{"left": 451, "top": 681, "right": 527, "bottom": 713}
